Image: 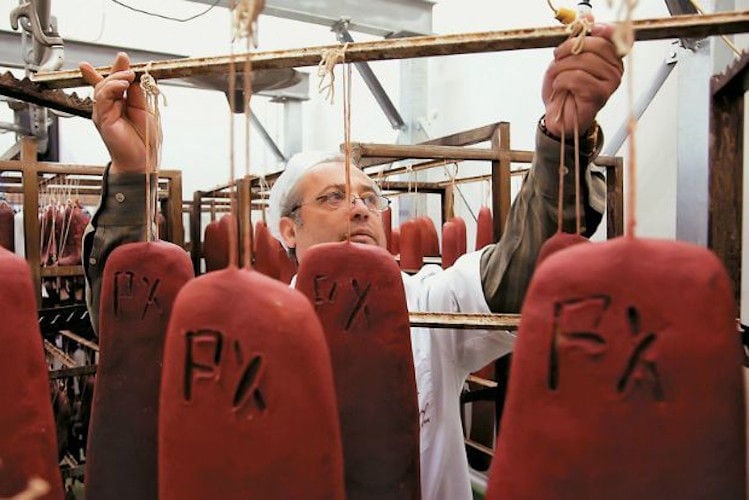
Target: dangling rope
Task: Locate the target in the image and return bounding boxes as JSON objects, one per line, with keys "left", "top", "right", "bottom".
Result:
{"left": 232, "top": 0, "right": 262, "bottom": 47}
{"left": 240, "top": 4, "right": 254, "bottom": 269}
{"left": 342, "top": 54, "right": 353, "bottom": 242}
{"left": 318, "top": 43, "right": 349, "bottom": 105}
{"left": 140, "top": 61, "right": 166, "bottom": 242}
{"left": 604, "top": 0, "right": 639, "bottom": 236}
{"left": 226, "top": 0, "right": 240, "bottom": 267}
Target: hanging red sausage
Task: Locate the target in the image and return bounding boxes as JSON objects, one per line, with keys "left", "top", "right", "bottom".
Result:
{"left": 475, "top": 206, "right": 494, "bottom": 251}
{"left": 296, "top": 241, "right": 420, "bottom": 499}
{"left": 0, "top": 247, "right": 64, "bottom": 499}
{"left": 58, "top": 202, "right": 91, "bottom": 266}
{"left": 487, "top": 238, "right": 746, "bottom": 499}
{"left": 382, "top": 207, "right": 393, "bottom": 255}
{"left": 452, "top": 216, "right": 467, "bottom": 258}
{"left": 535, "top": 231, "right": 589, "bottom": 266}
{"left": 159, "top": 267, "right": 344, "bottom": 499}
{"left": 275, "top": 240, "right": 296, "bottom": 284}
{"left": 85, "top": 240, "right": 194, "bottom": 500}
{"left": 441, "top": 220, "right": 458, "bottom": 269}
{"left": 399, "top": 219, "right": 423, "bottom": 272}
{"left": 0, "top": 200, "right": 14, "bottom": 252}
{"left": 390, "top": 228, "right": 400, "bottom": 256}
{"left": 419, "top": 216, "right": 440, "bottom": 257}
{"left": 253, "top": 220, "right": 280, "bottom": 279}
{"left": 203, "top": 214, "right": 234, "bottom": 272}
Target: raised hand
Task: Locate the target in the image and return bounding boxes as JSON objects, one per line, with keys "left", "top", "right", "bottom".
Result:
{"left": 79, "top": 52, "right": 157, "bottom": 174}
{"left": 542, "top": 24, "right": 624, "bottom": 137}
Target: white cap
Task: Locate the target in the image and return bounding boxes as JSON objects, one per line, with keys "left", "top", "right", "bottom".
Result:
{"left": 267, "top": 150, "right": 343, "bottom": 248}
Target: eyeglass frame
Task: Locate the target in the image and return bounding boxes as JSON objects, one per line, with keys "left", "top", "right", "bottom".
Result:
{"left": 289, "top": 188, "right": 391, "bottom": 214}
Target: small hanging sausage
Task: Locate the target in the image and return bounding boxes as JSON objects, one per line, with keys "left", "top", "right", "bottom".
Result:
{"left": 475, "top": 206, "right": 494, "bottom": 251}
{"left": 452, "top": 216, "right": 467, "bottom": 258}
{"left": 253, "top": 220, "right": 279, "bottom": 279}
{"left": 382, "top": 207, "right": 393, "bottom": 255}
{"left": 296, "top": 241, "right": 421, "bottom": 499}
{"left": 202, "top": 215, "right": 234, "bottom": 272}
{"left": 441, "top": 220, "right": 458, "bottom": 269}
{"left": 399, "top": 220, "right": 423, "bottom": 272}
{"left": 0, "top": 247, "right": 64, "bottom": 499}
{"left": 0, "top": 200, "right": 15, "bottom": 252}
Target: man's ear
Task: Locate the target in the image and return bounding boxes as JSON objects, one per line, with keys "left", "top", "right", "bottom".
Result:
{"left": 278, "top": 216, "right": 297, "bottom": 249}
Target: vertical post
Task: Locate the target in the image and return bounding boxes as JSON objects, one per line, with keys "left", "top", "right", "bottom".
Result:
{"left": 190, "top": 191, "right": 202, "bottom": 275}
{"left": 166, "top": 171, "right": 184, "bottom": 247}
{"left": 491, "top": 122, "right": 511, "bottom": 242}
{"left": 21, "top": 136, "right": 41, "bottom": 306}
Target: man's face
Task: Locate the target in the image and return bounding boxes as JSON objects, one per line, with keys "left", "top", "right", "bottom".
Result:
{"left": 278, "top": 161, "right": 387, "bottom": 263}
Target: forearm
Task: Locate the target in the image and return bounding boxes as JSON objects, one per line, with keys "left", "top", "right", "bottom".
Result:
{"left": 83, "top": 166, "right": 151, "bottom": 334}
{"left": 479, "top": 120, "right": 606, "bottom": 313}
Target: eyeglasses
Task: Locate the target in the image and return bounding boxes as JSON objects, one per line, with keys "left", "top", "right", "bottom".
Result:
{"left": 291, "top": 189, "right": 390, "bottom": 213}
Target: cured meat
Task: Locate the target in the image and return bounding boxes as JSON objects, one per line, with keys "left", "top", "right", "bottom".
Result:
{"left": 441, "top": 220, "right": 458, "bottom": 269}
{"left": 203, "top": 215, "right": 234, "bottom": 272}
{"left": 452, "top": 216, "right": 467, "bottom": 258}
{"left": 382, "top": 208, "right": 393, "bottom": 255}
{"left": 475, "top": 206, "right": 493, "bottom": 250}
{"left": 399, "top": 220, "right": 423, "bottom": 272}
{"left": 253, "top": 220, "right": 279, "bottom": 279}
{"left": 487, "top": 238, "right": 746, "bottom": 499}
{"left": 85, "top": 241, "right": 193, "bottom": 500}
{"left": 276, "top": 241, "right": 296, "bottom": 284}
{"left": 160, "top": 267, "right": 344, "bottom": 499}
{"left": 390, "top": 228, "right": 400, "bottom": 256}
{"left": 535, "top": 231, "right": 589, "bottom": 266}
{"left": 58, "top": 202, "right": 91, "bottom": 266}
{"left": 0, "top": 200, "right": 14, "bottom": 252}
{"left": 0, "top": 247, "right": 63, "bottom": 499}
{"left": 296, "top": 242, "right": 420, "bottom": 499}
{"left": 419, "top": 217, "right": 440, "bottom": 257}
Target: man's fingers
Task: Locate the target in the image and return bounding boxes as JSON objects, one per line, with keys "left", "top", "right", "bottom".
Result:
{"left": 111, "top": 52, "right": 131, "bottom": 74}
{"left": 79, "top": 62, "right": 103, "bottom": 86}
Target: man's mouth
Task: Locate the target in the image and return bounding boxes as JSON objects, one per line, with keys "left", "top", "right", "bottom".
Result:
{"left": 346, "top": 230, "right": 376, "bottom": 244}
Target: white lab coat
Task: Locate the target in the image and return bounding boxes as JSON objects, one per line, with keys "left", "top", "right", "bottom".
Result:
{"left": 404, "top": 250, "right": 516, "bottom": 500}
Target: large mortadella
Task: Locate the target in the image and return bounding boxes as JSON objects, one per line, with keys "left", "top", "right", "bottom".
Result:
{"left": 85, "top": 241, "right": 194, "bottom": 500}
{"left": 159, "top": 267, "right": 344, "bottom": 499}
{"left": 0, "top": 247, "right": 64, "bottom": 499}
{"left": 487, "top": 237, "right": 746, "bottom": 499}
{"left": 58, "top": 202, "right": 91, "bottom": 266}
{"left": 296, "top": 242, "right": 420, "bottom": 500}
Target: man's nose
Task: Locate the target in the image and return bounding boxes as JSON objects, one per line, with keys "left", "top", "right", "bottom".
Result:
{"left": 350, "top": 196, "right": 370, "bottom": 217}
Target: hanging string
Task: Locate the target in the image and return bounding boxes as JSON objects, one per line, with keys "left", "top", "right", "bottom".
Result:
{"left": 556, "top": 98, "right": 568, "bottom": 233}
{"left": 226, "top": 0, "right": 239, "bottom": 267}
{"left": 240, "top": 9, "right": 254, "bottom": 269}
{"left": 571, "top": 98, "right": 582, "bottom": 235}
{"left": 342, "top": 55, "right": 353, "bottom": 242}
{"left": 318, "top": 43, "right": 349, "bottom": 104}
{"left": 139, "top": 61, "right": 166, "bottom": 242}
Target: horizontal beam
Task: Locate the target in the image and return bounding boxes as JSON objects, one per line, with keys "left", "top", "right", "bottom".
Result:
{"left": 409, "top": 311, "right": 520, "bottom": 330}
{"left": 33, "top": 12, "right": 749, "bottom": 89}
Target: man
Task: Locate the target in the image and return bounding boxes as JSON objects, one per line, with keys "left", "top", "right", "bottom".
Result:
{"left": 81, "top": 23, "right": 622, "bottom": 500}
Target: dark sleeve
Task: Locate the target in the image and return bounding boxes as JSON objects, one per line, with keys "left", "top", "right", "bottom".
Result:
{"left": 479, "top": 119, "right": 606, "bottom": 313}
{"left": 82, "top": 166, "right": 152, "bottom": 334}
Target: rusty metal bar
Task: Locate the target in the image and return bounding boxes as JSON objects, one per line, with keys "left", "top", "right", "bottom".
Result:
{"left": 409, "top": 311, "right": 520, "bottom": 330}
{"left": 49, "top": 365, "right": 98, "bottom": 380}
{"left": 32, "top": 12, "right": 749, "bottom": 89}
